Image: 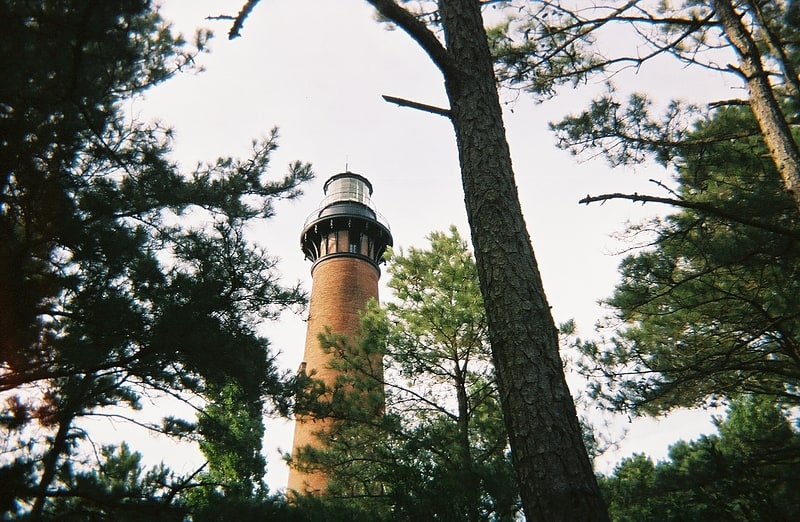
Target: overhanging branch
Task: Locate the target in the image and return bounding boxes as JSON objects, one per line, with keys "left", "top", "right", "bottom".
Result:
{"left": 366, "top": 0, "right": 454, "bottom": 74}
{"left": 579, "top": 191, "right": 800, "bottom": 239}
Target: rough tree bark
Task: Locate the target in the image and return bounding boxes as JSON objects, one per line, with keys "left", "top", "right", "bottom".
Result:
{"left": 367, "top": 1, "right": 608, "bottom": 520}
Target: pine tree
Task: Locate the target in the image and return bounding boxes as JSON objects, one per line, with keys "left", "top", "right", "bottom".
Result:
{"left": 294, "top": 229, "right": 520, "bottom": 521}
{"left": 577, "top": 106, "right": 800, "bottom": 415}
{"left": 600, "top": 396, "right": 800, "bottom": 521}
{"left": 0, "top": 1, "right": 311, "bottom": 517}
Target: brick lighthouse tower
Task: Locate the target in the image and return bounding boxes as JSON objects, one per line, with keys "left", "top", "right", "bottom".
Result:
{"left": 287, "top": 172, "right": 392, "bottom": 496}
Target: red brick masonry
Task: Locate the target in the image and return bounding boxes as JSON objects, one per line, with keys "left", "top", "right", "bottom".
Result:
{"left": 287, "top": 256, "right": 381, "bottom": 495}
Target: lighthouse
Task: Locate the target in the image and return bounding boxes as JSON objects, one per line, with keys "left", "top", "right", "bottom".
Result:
{"left": 287, "top": 172, "right": 393, "bottom": 496}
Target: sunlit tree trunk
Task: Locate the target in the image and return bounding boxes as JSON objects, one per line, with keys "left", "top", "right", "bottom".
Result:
{"left": 714, "top": 0, "right": 800, "bottom": 213}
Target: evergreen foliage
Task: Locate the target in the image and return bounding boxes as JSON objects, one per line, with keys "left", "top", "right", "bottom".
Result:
{"left": 576, "top": 105, "right": 800, "bottom": 415}
{"left": 292, "top": 228, "right": 521, "bottom": 521}
{"left": 547, "top": 1, "right": 800, "bottom": 214}
{"left": 0, "top": 1, "right": 311, "bottom": 517}
{"left": 37, "top": 0, "right": 800, "bottom": 517}
{"left": 600, "top": 396, "right": 800, "bottom": 521}
{"left": 539, "top": 2, "right": 800, "bottom": 421}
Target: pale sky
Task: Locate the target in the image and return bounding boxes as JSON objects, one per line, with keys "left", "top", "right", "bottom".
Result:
{"left": 128, "top": 0, "right": 738, "bottom": 492}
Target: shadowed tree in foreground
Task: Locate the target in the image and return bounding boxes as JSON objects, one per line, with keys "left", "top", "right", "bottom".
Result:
{"left": 0, "top": 1, "right": 311, "bottom": 517}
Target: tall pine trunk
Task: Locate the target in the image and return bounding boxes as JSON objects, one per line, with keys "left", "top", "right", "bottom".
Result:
{"left": 436, "top": 1, "right": 607, "bottom": 519}
{"left": 714, "top": 0, "right": 800, "bottom": 213}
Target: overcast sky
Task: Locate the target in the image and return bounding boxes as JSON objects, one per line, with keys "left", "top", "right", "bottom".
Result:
{"left": 131, "top": 0, "right": 739, "bottom": 491}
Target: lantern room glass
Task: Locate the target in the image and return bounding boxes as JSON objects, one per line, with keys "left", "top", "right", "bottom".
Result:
{"left": 325, "top": 175, "right": 371, "bottom": 206}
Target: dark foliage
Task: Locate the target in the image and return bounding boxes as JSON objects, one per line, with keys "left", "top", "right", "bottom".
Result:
{"left": 0, "top": 1, "right": 311, "bottom": 517}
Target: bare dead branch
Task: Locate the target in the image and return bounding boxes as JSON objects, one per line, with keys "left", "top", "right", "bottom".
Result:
{"left": 214, "top": 0, "right": 262, "bottom": 40}
{"left": 382, "top": 95, "right": 451, "bottom": 118}
{"left": 648, "top": 178, "right": 680, "bottom": 199}
{"left": 708, "top": 98, "right": 750, "bottom": 108}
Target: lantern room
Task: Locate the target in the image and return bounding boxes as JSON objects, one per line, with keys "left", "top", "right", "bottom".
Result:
{"left": 301, "top": 172, "right": 393, "bottom": 272}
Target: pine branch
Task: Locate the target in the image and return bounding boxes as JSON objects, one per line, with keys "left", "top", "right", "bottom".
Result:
{"left": 579, "top": 191, "right": 800, "bottom": 239}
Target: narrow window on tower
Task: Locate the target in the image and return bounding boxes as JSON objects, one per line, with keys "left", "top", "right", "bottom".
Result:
{"left": 349, "top": 231, "right": 359, "bottom": 254}
{"left": 360, "top": 233, "right": 369, "bottom": 256}
{"left": 337, "top": 230, "right": 348, "bottom": 253}
{"left": 325, "top": 232, "right": 337, "bottom": 254}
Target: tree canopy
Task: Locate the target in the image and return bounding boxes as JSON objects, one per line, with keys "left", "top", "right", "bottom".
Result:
{"left": 576, "top": 105, "right": 800, "bottom": 416}
{"left": 543, "top": 1, "right": 800, "bottom": 215}
{"left": 542, "top": 2, "right": 800, "bottom": 420}
{"left": 600, "top": 396, "right": 800, "bottom": 521}
{"left": 12, "top": 0, "right": 800, "bottom": 517}
{"left": 0, "top": 1, "right": 311, "bottom": 517}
